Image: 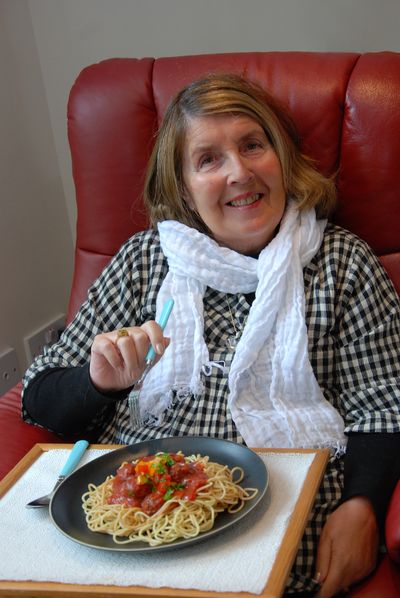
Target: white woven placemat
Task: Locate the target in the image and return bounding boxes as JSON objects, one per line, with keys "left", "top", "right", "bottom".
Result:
{"left": 0, "top": 448, "right": 314, "bottom": 594}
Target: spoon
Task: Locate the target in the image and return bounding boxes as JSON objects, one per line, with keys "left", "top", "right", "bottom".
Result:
{"left": 26, "top": 439, "right": 89, "bottom": 508}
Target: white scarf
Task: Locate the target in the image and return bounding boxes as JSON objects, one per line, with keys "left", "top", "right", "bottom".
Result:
{"left": 134, "top": 202, "right": 347, "bottom": 452}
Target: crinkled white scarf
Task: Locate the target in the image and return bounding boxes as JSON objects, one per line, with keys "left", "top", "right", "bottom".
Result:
{"left": 134, "top": 202, "right": 347, "bottom": 452}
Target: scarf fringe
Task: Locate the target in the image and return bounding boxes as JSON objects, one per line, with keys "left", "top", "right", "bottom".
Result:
{"left": 135, "top": 383, "right": 205, "bottom": 428}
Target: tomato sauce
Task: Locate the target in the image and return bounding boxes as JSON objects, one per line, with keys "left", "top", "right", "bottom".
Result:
{"left": 107, "top": 452, "right": 208, "bottom": 515}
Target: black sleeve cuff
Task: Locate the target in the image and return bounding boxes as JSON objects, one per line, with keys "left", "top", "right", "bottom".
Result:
{"left": 340, "top": 432, "right": 400, "bottom": 529}
{"left": 23, "top": 363, "right": 131, "bottom": 438}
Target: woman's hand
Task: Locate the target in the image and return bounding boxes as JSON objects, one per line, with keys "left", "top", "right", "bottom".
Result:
{"left": 314, "top": 497, "right": 379, "bottom": 597}
{"left": 89, "top": 322, "right": 169, "bottom": 393}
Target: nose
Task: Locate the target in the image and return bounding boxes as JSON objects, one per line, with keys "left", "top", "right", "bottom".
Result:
{"left": 226, "top": 154, "right": 254, "bottom": 185}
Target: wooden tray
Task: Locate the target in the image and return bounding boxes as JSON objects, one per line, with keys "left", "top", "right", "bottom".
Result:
{"left": 0, "top": 444, "right": 329, "bottom": 598}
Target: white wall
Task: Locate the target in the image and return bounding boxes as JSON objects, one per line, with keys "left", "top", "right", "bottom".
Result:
{"left": 1, "top": 0, "right": 400, "bottom": 380}
{"left": 0, "top": 0, "right": 73, "bottom": 376}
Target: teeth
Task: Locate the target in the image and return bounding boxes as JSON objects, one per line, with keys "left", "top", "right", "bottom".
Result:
{"left": 229, "top": 194, "right": 261, "bottom": 207}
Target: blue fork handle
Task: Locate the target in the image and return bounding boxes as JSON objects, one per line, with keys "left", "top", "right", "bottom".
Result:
{"left": 59, "top": 440, "right": 89, "bottom": 476}
{"left": 145, "top": 298, "right": 174, "bottom": 362}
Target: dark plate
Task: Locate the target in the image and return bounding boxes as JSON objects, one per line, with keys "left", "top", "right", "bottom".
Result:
{"left": 49, "top": 436, "right": 268, "bottom": 552}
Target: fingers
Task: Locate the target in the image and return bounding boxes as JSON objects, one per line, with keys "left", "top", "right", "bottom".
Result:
{"left": 315, "top": 533, "right": 344, "bottom": 598}
{"left": 90, "top": 321, "right": 169, "bottom": 393}
{"left": 315, "top": 568, "right": 348, "bottom": 598}
{"left": 92, "top": 334, "right": 124, "bottom": 369}
{"left": 314, "top": 498, "right": 380, "bottom": 598}
{"left": 116, "top": 322, "right": 168, "bottom": 364}
{"left": 315, "top": 528, "right": 331, "bottom": 586}
{"left": 139, "top": 321, "right": 168, "bottom": 359}
{"left": 114, "top": 331, "right": 143, "bottom": 372}
{"left": 315, "top": 527, "right": 354, "bottom": 597}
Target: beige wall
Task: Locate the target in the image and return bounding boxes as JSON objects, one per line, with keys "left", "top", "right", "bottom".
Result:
{"left": 1, "top": 0, "right": 400, "bottom": 376}
{"left": 0, "top": 0, "right": 73, "bottom": 375}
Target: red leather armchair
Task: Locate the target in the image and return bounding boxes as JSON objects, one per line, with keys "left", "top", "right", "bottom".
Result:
{"left": 1, "top": 52, "right": 399, "bottom": 596}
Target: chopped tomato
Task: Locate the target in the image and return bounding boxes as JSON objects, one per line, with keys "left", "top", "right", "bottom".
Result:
{"left": 108, "top": 452, "right": 209, "bottom": 513}
{"left": 170, "top": 461, "right": 205, "bottom": 482}
{"left": 135, "top": 461, "right": 150, "bottom": 475}
{"left": 141, "top": 491, "right": 165, "bottom": 515}
{"left": 107, "top": 494, "right": 142, "bottom": 508}
{"left": 116, "top": 462, "right": 136, "bottom": 479}
{"left": 182, "top": 475, "right": 208, "bottom": 500}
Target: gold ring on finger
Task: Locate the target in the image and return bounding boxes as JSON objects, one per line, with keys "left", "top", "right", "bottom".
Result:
{"left": 117, "top": 328, "right": 129, "bottom": 338}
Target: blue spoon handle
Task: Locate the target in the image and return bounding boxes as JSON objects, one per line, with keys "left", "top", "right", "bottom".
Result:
{"left": 145, "top": 298, "right": 174, "bottom": 362}
{"left": 59, "top": 440, "right": 89, "bottom": 476}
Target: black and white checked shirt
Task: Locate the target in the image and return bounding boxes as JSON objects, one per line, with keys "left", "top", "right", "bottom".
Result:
{"left": 22, "top": 223, "right": 400, "bottom": 593}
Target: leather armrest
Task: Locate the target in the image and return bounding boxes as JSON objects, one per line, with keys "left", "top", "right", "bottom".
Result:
{"left": 0, "top": 382, "right": 62, "bottom": 480}
{"left": 386, "top": 480, "right": 400, "bottom": 564}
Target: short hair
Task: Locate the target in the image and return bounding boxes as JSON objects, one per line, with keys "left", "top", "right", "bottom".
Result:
{"left": 143, "top": 73, "right": 336, "bottom": 232}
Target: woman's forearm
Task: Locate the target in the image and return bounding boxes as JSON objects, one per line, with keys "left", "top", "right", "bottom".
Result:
{"left": 341, "top": 432, "right": 400, "bottom": 529}
{"left": 22, "top": 363, "right": 127, "bottom": 438}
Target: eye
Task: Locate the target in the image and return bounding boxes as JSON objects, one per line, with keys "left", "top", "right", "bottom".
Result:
{"left": 198, "top": 153, "right": 217, "bottom": 169}
{"left": 244, "top": 139, "right": 265, "bottom": 152}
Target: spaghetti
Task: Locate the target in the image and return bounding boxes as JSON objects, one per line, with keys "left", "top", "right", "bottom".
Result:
{"left": 82, "top": 451, "right": 258, "bottom": 546}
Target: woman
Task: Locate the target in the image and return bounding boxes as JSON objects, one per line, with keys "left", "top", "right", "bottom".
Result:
{"left": 22, "top": 74, "right": 400, "bottom": 597}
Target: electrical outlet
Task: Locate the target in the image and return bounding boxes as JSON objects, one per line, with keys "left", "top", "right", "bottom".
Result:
{"left": 24, "top": 314, "right": 66, "bottom": 364}
{"left": 0, "top": 348, "right": 21, "bottom": 396}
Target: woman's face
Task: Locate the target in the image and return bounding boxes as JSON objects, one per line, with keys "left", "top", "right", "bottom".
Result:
{"left": 182, "top": 113, "right": 286, "bottom": 255}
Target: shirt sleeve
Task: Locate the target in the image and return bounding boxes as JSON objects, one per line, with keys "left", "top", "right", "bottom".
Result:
{"left": 21, "top": 230, "right": 164, "bottom": 433}
{"left": 306, "top": 227, "right": 400, "bottom": 435}
{"left": 336, "top": 239, "right": 400, "bottom": 433}
{"left": 340, "top": 432, "right": 400, "bottom": 529}
{"left": 305, "top": 228, "right": 400, "bottom": 527}
{"left": 23, "top": 363, "right": 129, "bottom": 439}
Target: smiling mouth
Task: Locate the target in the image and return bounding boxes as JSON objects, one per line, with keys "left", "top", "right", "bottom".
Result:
{"left": 227, "top": 193, "right": 263, "bottom": 207}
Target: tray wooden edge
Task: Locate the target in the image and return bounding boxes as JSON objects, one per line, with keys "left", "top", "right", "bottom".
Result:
{"left": 263, "top": 449, "right": 330, "bottom": 596}
{"left": 0, "top": 444, "right": 329, "bottom": 598}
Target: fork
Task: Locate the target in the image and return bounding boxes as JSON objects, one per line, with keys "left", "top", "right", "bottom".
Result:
{"left": 26, "top": 439, "right": 89, "bottom": 508}
{"left": 128, "top": 298, "right": 174, "bottom": 428}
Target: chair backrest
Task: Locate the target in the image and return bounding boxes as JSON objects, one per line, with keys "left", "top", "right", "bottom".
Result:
{"left": 66, "top": 51, "right": 400, "bottom": 322}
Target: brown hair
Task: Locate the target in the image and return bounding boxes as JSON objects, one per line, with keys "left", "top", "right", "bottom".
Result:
{"left": 143, "top": 73, "right": 336, "bottom": 231}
